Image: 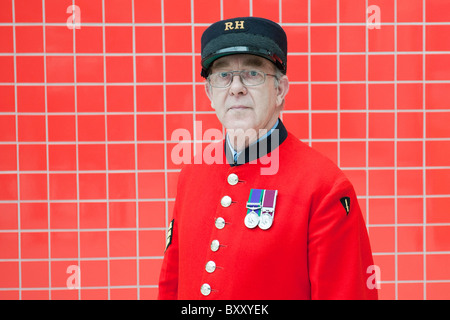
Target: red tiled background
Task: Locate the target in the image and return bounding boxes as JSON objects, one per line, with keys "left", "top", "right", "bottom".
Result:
{"left": 0, "top": 0, "right": 449, "bottom": 300}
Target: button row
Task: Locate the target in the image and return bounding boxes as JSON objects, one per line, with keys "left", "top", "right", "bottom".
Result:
{"left": 201, "top": 174, "right": 239, "bottom": 297}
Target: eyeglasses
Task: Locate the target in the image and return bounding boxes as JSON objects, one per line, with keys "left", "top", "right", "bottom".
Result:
{"left": 207, "top": 70, "right": 278, "bottom": 88}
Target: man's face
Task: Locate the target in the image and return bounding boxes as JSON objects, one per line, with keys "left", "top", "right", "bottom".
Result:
{"left": 204, "top": 54, "right": 289, "bottom": 134}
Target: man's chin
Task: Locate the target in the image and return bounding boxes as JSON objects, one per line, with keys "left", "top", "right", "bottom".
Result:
{"left": 224, "top": 122, "right": 255, "bottom": 133}
{"left": 222, "top": 115, "right": 255, "bottom": 131}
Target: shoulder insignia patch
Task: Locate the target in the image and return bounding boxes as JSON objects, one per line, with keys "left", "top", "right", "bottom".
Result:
{"left": 165, "top": 219, "right": 174, "bottom": 252}
{"left": 340, "top": 197, "right": 351, "bottom": 215}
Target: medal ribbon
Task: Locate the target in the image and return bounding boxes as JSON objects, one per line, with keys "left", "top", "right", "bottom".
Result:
{"left": 261, "top": 189, "right": 277, "bottom": 216}
{"left": 246, "top": 189, "right": 264, "bottom": 216}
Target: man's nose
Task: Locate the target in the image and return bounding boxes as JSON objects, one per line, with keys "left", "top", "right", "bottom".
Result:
{"left": 228, "top": 74, "right": 247, "bottom": 95}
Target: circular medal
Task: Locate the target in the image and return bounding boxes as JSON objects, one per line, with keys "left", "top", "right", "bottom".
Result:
{"left": 244, "top": 211, "right": 259, "bottom": 229}
{"left": 258, "top": 213, "right": 273, "bottom": 230}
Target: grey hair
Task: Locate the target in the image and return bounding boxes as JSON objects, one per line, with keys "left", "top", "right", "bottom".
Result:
{"left": 273, "top": 68, "right": 284, "bottom": 88}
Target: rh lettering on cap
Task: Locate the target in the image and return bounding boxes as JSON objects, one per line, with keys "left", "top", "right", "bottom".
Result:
{"left": 224, "top": 20, "right": 245, "bottom": 31}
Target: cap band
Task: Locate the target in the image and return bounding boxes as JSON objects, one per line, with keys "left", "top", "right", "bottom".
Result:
{"left": 201, "top": 46, "right": 286, "bottom": 78}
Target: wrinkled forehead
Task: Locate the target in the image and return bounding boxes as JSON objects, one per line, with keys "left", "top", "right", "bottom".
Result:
{"left": 210, "top": 54, "right": 275, "bottom": 72}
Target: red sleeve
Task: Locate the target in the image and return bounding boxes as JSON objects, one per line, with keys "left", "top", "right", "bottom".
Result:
{"left": 308, "top": 178, "right": 378, "bottom": 300}
{"left": 157, "top": 208, "right": 179, "bottom": 300}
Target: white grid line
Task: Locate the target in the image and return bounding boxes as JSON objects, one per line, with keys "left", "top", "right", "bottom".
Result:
{"left": 336, "top": 0, "right": 341, "bottom": 168}
{"left": 1, "top": 79, "right": 450, "bottom": 86}
{"left": 2, "top": 109, "right": 450, "bottom": 117}
{"left": 2, "top": 21, "right": 450, "bottom": 26}
{"left": 41, "top": 0, "right": 52, "bottom": 300}
{"left": 422, "top": 0, "right": 428, "bottom": 300}
{"left": 71, "top": 0, "right": 81, "bottom": 300}
{"left": 161, "top": 0, "right": 170, "bottom": 297}
{"left": 101, "top": 0, "right": 111, "bottom": 300}
{"left": 10, "top": 0, "right": 22, "bottom": 300}
{"left": 2, "top": 109, "right": 450, "bottom": 115}
{"left": 307, "top": 0, "right": 312, "bottom": 147}
{"left": 394, "top": 0, "right": 398, "bottom": 299}
{"left": 279, "top": 0, "right": 282, "bottom": 24}
{"left": 365, "top": 0, "right": 370, "bottom": 240}
{"left": 1, "top": 221, "right": 448, "bottom": 233}
{"left": 131, "top": 0, "right": 140, "bottom": 300}
{"left": 191, "top": 0, "right": 197, "bottom": 162}
{"left": 1, "top": 167, "right": 450, "bottom": 175}
{"left": 3, "top": 51, "right": 450, "bottom": 57}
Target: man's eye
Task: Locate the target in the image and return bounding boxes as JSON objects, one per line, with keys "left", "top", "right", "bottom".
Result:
{"left": 249, "top": 71, "right": 259, "bottom": 77}
{"left": 219, "top": 72, "right": 229, "bottom": 78}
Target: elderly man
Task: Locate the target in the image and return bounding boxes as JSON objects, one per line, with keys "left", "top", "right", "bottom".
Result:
{"left": 158, "top": 16, "right": 377, "bottom": 300}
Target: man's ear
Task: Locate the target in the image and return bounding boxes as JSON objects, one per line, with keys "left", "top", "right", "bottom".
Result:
{"left": 204, "top": 82, "right": 215, "bottom": 110}
{"left": 276, "top": 75, "right": 289, "bottom": 108}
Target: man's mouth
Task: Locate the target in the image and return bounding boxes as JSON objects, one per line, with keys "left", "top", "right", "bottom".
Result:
{"left": 228, "top": 105, "right": 250, "bottom": 111}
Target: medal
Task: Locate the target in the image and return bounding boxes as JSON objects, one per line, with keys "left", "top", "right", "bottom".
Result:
{"left": 245, "top": 189, "right": 264, "bottom": 229}
{"left": 259, "top": 189, "right": 278, "bottom": 230}
{"left": 244, "top": 211, "right": 259, "bottom": 228}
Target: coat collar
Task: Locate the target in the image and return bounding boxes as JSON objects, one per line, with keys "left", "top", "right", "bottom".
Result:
{"left": 224, "top": 118, "right": 288, "bottom": 166}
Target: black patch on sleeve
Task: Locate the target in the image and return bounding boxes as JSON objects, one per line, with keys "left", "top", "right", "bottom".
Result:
{"left": 165, "top": 219, "right": 174, "bottom": 252}
{"left": 340, "top": 197, "right": 351, "bottom": 215}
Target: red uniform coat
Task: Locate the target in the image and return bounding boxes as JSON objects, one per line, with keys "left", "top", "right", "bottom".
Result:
{"left": 158, "top": 121, "right": 377, "bottom": 300}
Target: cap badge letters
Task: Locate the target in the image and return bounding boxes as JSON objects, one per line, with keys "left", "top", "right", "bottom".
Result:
{"left": 224, "top": 20, "right": 245, "bottom": 31}
{"left": 245, "top": 189, "right": 278, "bottom": 230}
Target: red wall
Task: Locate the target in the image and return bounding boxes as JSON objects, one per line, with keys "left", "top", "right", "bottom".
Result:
{"left": 0, "top": 0, "right": 449, "bottom": 300}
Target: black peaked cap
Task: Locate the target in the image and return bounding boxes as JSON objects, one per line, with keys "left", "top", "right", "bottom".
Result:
{"left": 200, "top": 16, "right": 288, "bottom": 78}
